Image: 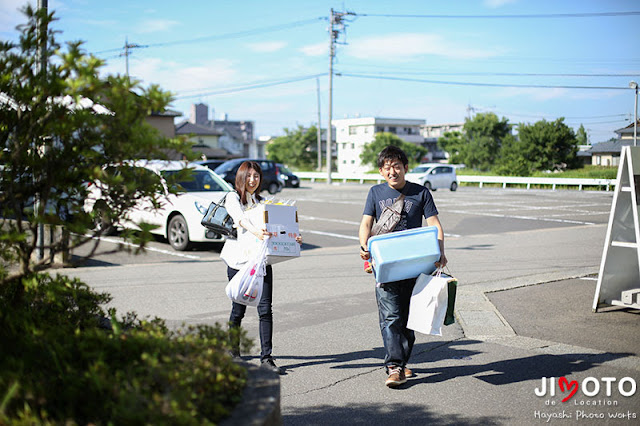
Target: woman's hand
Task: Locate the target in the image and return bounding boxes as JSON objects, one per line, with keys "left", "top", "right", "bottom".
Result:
{"left": 254, "top": 228, "right": 273, "bottom": 240}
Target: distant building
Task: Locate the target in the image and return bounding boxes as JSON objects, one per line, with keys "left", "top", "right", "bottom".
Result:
{"left": 589, "top": 120, "right": 638, "bottom": 167}
{"left": 146, "top": 109, "right": 182, "bottom": 138}
{"left": 176, "top": 103, "right": 262, "bottom": 159}
{"left": 332, "top": 117, "right": 425, "bottom": 174}
{"left": 421, "top": 123, "right": 463, "bottom": 162}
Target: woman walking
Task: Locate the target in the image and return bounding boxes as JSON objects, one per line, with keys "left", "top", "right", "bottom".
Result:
{"left": 221, "top": 160, "right": 301, "bottom": 374}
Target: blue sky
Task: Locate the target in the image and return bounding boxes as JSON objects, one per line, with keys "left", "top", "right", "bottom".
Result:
{"left": 1, "top": 0, "right": 639, "bottom": 142}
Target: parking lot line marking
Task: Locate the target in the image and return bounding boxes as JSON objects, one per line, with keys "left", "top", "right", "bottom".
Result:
{"left": 298, "top": 215, "right": 360, "bottom": 225}
{"left": 299, "top": 228, "right": 360, "bottom": 240}
{"left": 446, "top": 209, "right": 596, "bottom": 225}
{"left": 89, "top": 235, "right": 202, "bottom": 260}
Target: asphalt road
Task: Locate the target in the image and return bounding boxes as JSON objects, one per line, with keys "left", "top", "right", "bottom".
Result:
{"left": 76, "top": 182, "right": 614, "bottom": 266}
{"left": 63, "top": 183, "right": 640, "bottom": 425}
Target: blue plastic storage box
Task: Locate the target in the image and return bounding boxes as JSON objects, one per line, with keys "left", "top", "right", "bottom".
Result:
{"left": 368, "top": 226, "right": 440, "bottom": 284}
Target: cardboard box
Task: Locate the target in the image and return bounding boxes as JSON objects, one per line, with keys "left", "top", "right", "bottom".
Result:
{"left": 241, "top": 203, "right": 301, "bottom": 264}
{"left": 368, "top": 226, "right": 440, "bottom": 284}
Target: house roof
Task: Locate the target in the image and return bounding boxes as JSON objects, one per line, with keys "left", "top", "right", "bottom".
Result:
{"left": 589, "top": 139, "right": 633, "bottom": 154}
{"left": 151, "top": 109, "right": 182, "bottom": 117}
{"left": 175, "top": 120, "right": 223, "bottom": 136}
{"left": 615, "top": 120, "right": 640, "bottom": 135}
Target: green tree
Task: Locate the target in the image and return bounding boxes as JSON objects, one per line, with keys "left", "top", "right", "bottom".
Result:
{"left": 576, "top": 124, "right": 588, "bottom": 146}
{"left": 492, "top": 134, "right": 532, "bottom": 176}
{"left": 438, "top": 130, "right": 465, "bottom": 165}
{"left": 463, "top": 113, "right": 511, "bottom": 171}
{"left": 0, "top": 8, "right": 250, "bottom": 425}
{"left": 267, "top": 125, "right": 316, "bottom": 170}
{"left": 517, "top": 118, "right": 580, "bottom": 171}
{"left": 360, "top": 132, "right": 427, "bottom": 170}
{"left": 438, "top": 113, "right": 511, "bottom": 171}
{"left": 0, "top": 6, "right": 192, "bottom": 284}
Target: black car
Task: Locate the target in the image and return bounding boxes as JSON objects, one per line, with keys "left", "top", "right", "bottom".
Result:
{"left": 214, "top": 158, "right": 283, "bottom": 194}
{"left": 194, "top": 159, "right": 226, "bottom": 172}
{"left": 277, "top": 163, "right": 299, "bottom": 188}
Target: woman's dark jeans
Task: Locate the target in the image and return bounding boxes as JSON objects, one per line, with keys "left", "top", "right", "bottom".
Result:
{"left": 375, "top": 277, "right": 416, "bottom": 370}
{"left": 228, "top": 265, "right": 274, "bottom": 360}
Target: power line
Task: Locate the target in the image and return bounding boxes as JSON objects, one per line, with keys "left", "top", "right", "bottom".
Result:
{"left": 337, "top": 68, "right": 640, "bottom": 78}
{"left": 174, "top": 73, "right": 324, "bottom": 99}
{"left": 356, "top": 11, "right": 640, "bottom": 19}
{"left": 339, "top": 73, "right": 630, "bottom": 90}
{"left": 93, "top": 17, "right": 325, "bottom": 54}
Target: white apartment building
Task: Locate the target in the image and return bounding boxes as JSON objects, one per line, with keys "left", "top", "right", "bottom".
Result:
{"left": 333, "top": 117, "right": 425, "bottom": 174}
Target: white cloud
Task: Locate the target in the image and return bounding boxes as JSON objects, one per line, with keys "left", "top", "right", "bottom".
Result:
{"left": 0, "top": 0, "right": 31, "bottom": 33}
{"left": 246, "top": 41, "right": 287, "bottom": 53}
{"left": 102, "top": 57, "right": 238, "bottom": 96}
{"left": 136, "top": 19, "right": 180, "bottom": 34}
{"left": 299, "top": 42, "right": 326, "bottom": 57}
{"left": 484, "top": 0, "right": 518, "bottom": 8}
{"left": 343, "top": 33, "right": 503, "bottom": 61}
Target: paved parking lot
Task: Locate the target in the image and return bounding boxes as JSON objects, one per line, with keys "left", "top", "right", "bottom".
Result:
{"left": 65, "top": 183, "right": 640, "bottom": 425}
{"left": 77, "top": 183, "right": 614, "bottom": 265}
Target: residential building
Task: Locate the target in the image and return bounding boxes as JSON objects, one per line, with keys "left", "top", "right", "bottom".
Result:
{"left": 589, "top": 120, "right": 639, "bottom": 166}
{"left": 333, "top": 117, "right": 425, "bottom": 174}
{"left": 175, "top": 120, "right": 225, "bottom": 159}
{"left": 178, "top": 103, "right": 260, "bottom": 159}
{"left": 145, "top": 109, "right": 181, "bottom": 138}
{"left": 421, "top": 123, "right": 463, "bottom": 162}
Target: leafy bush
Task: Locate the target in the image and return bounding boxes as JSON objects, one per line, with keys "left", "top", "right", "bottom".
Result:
{"left": 0, "top": 273, "right": 252, "bottom": 425}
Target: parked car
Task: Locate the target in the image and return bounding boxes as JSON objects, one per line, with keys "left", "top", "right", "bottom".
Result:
{"left": 84, "top": 160, "right": 233, "bottom": 251}
{"left": 194, "top": 159, "right": 226, "bottom": 172}
{"left": 214, "top": 158, "right": 283, "bottom": 194}
{"left": 276, "top": 163, "right": 300, "bottom": 188}
{"left": 405, "top": 163, "right": 458, "bottom": 191}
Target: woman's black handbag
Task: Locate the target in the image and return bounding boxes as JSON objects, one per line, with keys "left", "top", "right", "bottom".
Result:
{"left": 201, "top": 193, "right": 237, "bottom": 238}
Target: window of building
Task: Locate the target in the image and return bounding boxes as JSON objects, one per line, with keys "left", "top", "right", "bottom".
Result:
{"left": 351, "top": 160, "right": 355, "bottom": 164}
{"left": 342, "top": 143, "right": 347, "bottom": 149}
{"left": 376, "top": 126, "right": 384, "bottom": 133}
{"left": 364, "top": 127, "right": 369, "bottom": 133}
{"left": 388, "top": 127, "right": 396, "bottom": 133}
{"left": 349, "top": 126, "right": 357, "bottom": 135}
{"left": 351, "top": 143, "right": 355, "bottom": 149}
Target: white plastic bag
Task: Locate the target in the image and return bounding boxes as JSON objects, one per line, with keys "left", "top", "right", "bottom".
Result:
{"left": 225, "top": 239, "right": 269, "bottom": 307}
{"left": 407, "top": 268, "right": 449, "bottom": 336}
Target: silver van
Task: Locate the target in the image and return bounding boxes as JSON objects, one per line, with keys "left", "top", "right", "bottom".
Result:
{"left": 405, "top": 164, "right": 458, "bottom": 191}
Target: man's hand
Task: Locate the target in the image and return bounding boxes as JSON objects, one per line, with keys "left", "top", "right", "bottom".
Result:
{"left": 360, "top": 245, "right": 370, "bottom": 260}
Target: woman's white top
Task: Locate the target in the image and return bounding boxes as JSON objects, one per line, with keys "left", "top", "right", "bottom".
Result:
{"left": 220, "top": 191, "right": 260, "bottom": 270}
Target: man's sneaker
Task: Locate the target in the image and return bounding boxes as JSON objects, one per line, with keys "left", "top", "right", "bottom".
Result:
{"left": 364, "top": 260, "right": 373, "bottom": 274}
{"left": 404, "top": 367, "right": 414, "bottom": 378}
{"left": 385, "top": 366, "right": 407, "bottom": 387}
{"left": 261, "top": 357, "right": 284, "bottom": 375}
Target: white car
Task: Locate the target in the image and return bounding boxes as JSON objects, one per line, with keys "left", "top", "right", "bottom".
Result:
{"left": 405, "top": 163, "right": 458, "bottom": 191}
{"left": 85, "top": 160, "right": 233, "bottom": 251}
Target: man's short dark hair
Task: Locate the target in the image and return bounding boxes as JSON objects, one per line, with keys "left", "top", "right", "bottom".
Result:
{"left": 377, "top": 145, "right": 408, "bottom": 168}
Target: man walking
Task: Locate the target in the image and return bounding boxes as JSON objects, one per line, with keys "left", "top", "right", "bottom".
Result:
{"left": 359, "top": 145, "right": 447, "bottom": 388}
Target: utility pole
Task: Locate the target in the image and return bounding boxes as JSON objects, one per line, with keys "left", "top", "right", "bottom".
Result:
{"left": 121, "top": 37, "right": 147, "bottom": 78}
{"left": 327, "top": 8, "right": 354, "bottom": 183}
{"left": 35, "top": 0, "right": 48, "bottom": 260}
{"left": 316, "top": 77, "right": 322, "bottom": 171}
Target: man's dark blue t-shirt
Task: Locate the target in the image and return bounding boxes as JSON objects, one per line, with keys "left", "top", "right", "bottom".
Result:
{"left": 363, "top": 181, "right": 438, "bottom": 231}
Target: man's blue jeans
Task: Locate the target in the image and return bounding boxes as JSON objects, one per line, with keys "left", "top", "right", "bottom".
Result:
{"left": 375, "top": 277, "right": 416, "bottom": 370}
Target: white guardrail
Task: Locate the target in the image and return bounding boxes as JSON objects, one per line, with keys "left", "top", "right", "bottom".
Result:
{"left": 295, "top": 172, "right": 616, "bottom": 191}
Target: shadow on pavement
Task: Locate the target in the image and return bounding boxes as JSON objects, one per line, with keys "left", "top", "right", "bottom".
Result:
{"left": 284, "top": 403, "right": 506, "bottom": 425}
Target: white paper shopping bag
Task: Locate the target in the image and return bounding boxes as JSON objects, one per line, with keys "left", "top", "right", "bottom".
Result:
{"left": 407, "top": 270, "right": 449, "bottom": 336}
